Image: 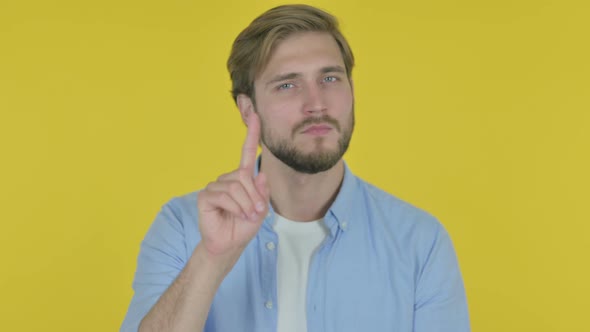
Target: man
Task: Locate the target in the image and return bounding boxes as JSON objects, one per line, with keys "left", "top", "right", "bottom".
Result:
{"left": 121, "top": 4, "right": 470, "bottom": 332}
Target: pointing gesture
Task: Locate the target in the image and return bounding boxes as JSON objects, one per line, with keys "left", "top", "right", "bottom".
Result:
{"left": 197, "top": 112, "right": 270, "bottom": 259}
{"left": 240, "top": 112, "right": 261, "bottom": 171}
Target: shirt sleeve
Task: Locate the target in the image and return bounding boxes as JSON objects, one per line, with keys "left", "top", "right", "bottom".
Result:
{"left": 120, "top": 199, "right": 190, "bottom": 332}
{"left": 413, "top": 223, "right": 470, "bottom": 332}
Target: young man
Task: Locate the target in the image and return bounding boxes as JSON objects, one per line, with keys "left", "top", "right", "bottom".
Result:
{"left": 122, "top": 4, "right": 469, "bottom": 332}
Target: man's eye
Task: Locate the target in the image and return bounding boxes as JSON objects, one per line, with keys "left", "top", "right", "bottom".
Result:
{"left": 324, "top": 76, "right": 338, "bottom": 82}
{"left": 278, "top": 83, "right": 294, "bottom": 90}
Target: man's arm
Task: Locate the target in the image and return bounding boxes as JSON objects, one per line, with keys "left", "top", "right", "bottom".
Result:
{"left": 121, "top": 112, "right": 269, "bottom": 332}
{"left": 138, "top": 243, "right": 236, "bottom": 332}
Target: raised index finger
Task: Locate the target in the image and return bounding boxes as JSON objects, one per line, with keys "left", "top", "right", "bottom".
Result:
{"left": 240, "top": 112, "right": 261, "bottom": 170}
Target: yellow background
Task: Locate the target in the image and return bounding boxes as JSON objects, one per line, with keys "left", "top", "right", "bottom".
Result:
{"left": 1, "top": 0, "right": 588, "bottom": 331}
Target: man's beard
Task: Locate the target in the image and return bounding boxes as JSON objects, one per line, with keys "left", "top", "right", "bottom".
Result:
{"left": 259, "top": 109, "right": 354, "bottom": 174}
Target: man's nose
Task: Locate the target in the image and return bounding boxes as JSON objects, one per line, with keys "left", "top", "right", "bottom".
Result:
{"left": 302, "top": 83, "right": 327, "bottom": 115}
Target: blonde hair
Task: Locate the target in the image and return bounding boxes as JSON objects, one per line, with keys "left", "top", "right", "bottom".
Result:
{"left": 227, "top": 4, "right": 355, "bottom": 103}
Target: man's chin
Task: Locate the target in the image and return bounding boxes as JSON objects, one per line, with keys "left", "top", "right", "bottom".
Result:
{"left": 297, "top": 149, "right": 339, "bottom": 161}
{"left": 264, "top": 137, "right": 348, "bottom": 174}
{"left": 290, "top": 151, "right": 343, "bottom": 173}
{"left": 297, "top": 141, "right": 340, "bottom": 154}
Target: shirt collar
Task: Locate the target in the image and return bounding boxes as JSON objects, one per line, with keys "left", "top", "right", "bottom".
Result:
{"left": 256, "top": 156, "right": 359, "bottom": 234}
{"left": 325, "top": 161, "right": 359, "bottom": 233}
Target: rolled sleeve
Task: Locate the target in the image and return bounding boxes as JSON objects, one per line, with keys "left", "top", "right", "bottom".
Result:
{"left": 414, "top": 223, "right": 470, "bottom": 332}
{"left": 120, "top": 199, "right": 189, "bottom": 332}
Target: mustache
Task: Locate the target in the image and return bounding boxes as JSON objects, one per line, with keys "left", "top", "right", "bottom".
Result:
{"left": 292, "top": 115, "right": 341, "bottom": 135}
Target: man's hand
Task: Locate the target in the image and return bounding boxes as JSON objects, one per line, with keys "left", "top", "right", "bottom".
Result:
{"left": 196, "top": 112, "right": 270, "bottom": 264}
{"left": 137, "top": 113, "right": 269, "bottom": 332}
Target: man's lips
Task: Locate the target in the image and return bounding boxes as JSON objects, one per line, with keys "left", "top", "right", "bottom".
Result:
{"left": 301, "top": 124, "right": 333, "bottom": 135}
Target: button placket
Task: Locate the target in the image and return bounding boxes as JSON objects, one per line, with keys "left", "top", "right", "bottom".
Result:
{"left": 258, "top": 225, "right": 278, "bottom": 324}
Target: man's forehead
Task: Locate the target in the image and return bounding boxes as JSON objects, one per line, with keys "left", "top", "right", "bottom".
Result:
{"left": 256, "top": 31, "right": 345, "bottom": 82}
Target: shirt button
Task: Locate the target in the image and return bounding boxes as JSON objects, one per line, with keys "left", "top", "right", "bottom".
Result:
{"left": 265, "top": 301, "right": 273, "bottom": 309}
{"left": 266, "top": 242, "right": 276, "bottom": 251}
{"left": 341, "top": 221, "right": 348, "bottom": 230}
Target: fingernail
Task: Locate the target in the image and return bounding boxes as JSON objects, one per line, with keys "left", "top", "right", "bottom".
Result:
{"left": 256, "top": 202, "right": 265, "bottom": 212}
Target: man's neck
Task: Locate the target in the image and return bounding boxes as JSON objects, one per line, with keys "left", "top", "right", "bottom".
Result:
{"left": 259, "top": 149, "right": 344, "bottom": 222}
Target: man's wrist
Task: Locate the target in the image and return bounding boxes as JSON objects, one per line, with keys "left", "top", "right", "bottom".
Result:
{"left": 193, "top": 243, "right": 242, "bottom": 281}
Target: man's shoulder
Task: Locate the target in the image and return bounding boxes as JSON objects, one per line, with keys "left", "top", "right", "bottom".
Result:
{"left": 154, "top": 191, "right": 200, "bottom": 228}
{"left": 166, "top": 191, "right": 199, "bottom": 210}
{"left": 354, "top": 175, "right": 441, "bottom": 230}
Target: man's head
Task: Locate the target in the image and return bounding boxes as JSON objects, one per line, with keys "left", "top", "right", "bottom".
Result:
{"left": 227, "top": 4, "right": 354, "bottom": 103}
{"left": 227, "top": 5, "right": 355, "bottom": 174}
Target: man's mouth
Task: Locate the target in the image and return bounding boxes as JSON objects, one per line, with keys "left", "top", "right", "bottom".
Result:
{"left": 301, "top": 124, "right": 333, "bottom": 135}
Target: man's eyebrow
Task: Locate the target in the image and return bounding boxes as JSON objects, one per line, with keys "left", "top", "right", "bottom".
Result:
{"left": 320, "top": 65, "right": 346, "bottom": 74}
{"left": 265, "top": 72, "right": 301, "bottom": 87}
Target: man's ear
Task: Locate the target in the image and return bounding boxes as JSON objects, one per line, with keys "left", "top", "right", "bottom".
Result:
{"left": 236, "top": 94, "right": 254, "bottom": 126}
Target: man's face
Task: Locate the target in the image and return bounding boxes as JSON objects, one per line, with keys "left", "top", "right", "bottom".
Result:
{"left": 252, "top": 31, "right": 354, "bottom": 174}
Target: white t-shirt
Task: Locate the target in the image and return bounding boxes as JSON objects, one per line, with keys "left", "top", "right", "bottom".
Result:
{"left": 273, "top": 214, "right": 329, "bottom": 332}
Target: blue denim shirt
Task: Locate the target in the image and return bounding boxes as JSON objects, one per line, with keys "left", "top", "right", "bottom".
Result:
{"left": 121, "top": 162, "right": 470, "bottom": 331}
